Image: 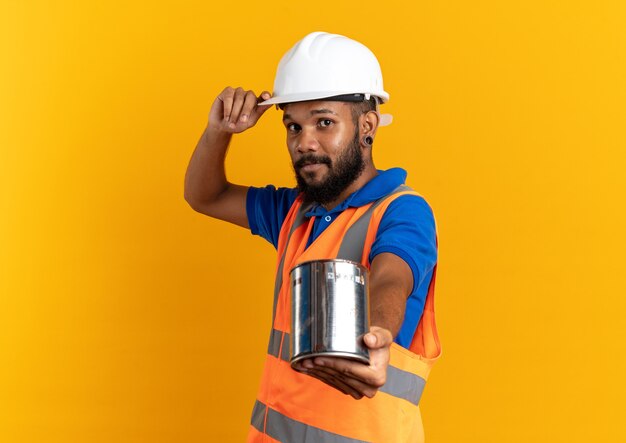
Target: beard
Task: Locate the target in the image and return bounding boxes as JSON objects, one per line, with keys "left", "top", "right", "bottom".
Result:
{"left": 293, "top": 130, "right": 366, "bottom": 205}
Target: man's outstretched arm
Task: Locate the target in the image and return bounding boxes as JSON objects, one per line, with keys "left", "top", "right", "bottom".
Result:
{"left": 184, "top": 87, "right": 271, "bottom": 228}
{"left": 293, "top": 252, "right": 413, "bottom": 399}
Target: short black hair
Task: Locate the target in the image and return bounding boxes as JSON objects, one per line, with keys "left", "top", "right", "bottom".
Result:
{"left": 350, "top": 96, "right": 378, "bottom": 126}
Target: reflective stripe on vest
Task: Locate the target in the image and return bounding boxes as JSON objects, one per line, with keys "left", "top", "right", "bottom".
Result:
{"left": 271, "top": 200, "right": 314, "bottom": 323}
{"left": 248, "top": 186, "right": 440, "bottom": 443}
{"left": 251, "top": 400, "right": 369, "bottom": 443}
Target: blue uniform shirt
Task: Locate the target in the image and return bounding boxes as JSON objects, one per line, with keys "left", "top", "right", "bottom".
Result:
{"left": 246, "top": 168, "right": 437, "bottom": 348}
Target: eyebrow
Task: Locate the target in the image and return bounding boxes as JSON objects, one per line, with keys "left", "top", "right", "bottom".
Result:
{"left": 283, "top": 108, "right": 339, "bottom": 121}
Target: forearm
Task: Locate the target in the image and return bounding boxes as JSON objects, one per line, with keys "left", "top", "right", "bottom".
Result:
{"left": 369, "top": 278, "right": 408, "bottom": 338}
{"left": 184, "top": 125, "right": 233, "bottom": 209}
{"left": 368, "top": 252, "right": 413, "bottom": 338}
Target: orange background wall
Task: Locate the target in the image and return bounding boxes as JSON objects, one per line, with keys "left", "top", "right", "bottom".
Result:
{"left": 1, "top": 1, "right": 625, "bottom": 442}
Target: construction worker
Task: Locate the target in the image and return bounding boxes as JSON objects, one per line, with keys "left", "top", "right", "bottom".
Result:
{"left": 185, "top": 31, "right": 441, "bottom": 442}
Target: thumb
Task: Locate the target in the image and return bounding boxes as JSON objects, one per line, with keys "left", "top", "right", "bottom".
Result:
{"left": 364, "top": 327, "right": 393, "bottom": 349}
{"left": 248, "top": 91, "right": 272, "bottom": 124}
{"left": 256, "top": 91, "right": 272, "bottom": 114}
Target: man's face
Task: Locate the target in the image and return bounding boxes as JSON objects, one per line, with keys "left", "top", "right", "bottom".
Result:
{"left": 282, "top": 101, "right": 365, "bottom": 204}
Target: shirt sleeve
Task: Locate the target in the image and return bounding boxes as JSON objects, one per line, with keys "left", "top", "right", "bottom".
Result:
{"left": 370, "top": 194, "right": 437, "bottom": 291}
{"left": 246, "top": 185, "right": 300, "bottom": 249}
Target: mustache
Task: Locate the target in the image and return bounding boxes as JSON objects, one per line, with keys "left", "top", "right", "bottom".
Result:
{"left": 294, "top": 154, "right": 332, "bottom": 170}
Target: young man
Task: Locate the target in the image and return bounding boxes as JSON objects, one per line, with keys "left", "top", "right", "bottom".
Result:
{"left": 185, "top": 32, "right": 440, "bottom": 443}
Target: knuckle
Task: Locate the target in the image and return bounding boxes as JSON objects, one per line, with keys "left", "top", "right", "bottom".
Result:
{"left": 364, "top": 389, "right": 378, "bottom": 399}
{"left": 370, "top": 375, "right": 386, "bottom": 387}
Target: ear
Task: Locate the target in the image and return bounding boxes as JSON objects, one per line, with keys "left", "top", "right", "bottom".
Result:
{"left": 359, "top": 110, "right": 380, "bottom": 138}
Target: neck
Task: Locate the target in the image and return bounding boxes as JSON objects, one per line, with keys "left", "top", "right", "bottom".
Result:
{"left": 321, "top": 164, "right": 378, "bottom": 211}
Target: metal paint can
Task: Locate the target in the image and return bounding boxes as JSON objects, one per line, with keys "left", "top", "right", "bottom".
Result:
{"left": 289, "top": 259, "right": 370, "bottom": 366}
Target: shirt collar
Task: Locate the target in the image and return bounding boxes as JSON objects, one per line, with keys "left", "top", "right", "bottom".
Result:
{"left": 305, "top": 167, "right": 408, "bottom": 217}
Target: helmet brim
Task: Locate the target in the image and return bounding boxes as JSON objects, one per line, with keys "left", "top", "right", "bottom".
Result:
{"left": 258, "top": 90, "right": 389, "bottom": 106}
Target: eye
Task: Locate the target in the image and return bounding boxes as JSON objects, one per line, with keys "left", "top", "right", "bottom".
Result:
{"left": 286, "top": 122, "right": 301, "bottom": 133}
{"left": 318, "top": 119, "right": 334, "bottom": 128}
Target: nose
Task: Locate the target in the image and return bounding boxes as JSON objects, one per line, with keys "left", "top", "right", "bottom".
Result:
{"left": 296, "top": 127, "right": 319, "bottom": 153}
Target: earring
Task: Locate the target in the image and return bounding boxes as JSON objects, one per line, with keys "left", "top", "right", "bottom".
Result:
{"left": 363, "top": 136, "right": 373, "bottom": 146}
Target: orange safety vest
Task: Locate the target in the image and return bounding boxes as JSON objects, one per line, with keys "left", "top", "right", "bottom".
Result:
{"left": 248, "top": 185, "right": 441, "bottom": 443}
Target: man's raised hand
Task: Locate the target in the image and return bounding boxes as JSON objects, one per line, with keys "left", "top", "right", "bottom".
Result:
{"left": 208, "top": 87, "right": 272, "bottom": 134}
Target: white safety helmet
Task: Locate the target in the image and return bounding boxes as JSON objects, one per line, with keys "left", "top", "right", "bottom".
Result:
{"left": 259, "top": 31, "right": 393, "bottom": 126}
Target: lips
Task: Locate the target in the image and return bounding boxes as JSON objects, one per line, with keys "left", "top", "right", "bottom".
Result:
{"left": 300, "top": 163, "right": 326, "bottom": 173}
{"left": 294, "top": 155, "right": 331, "bottom": 171}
